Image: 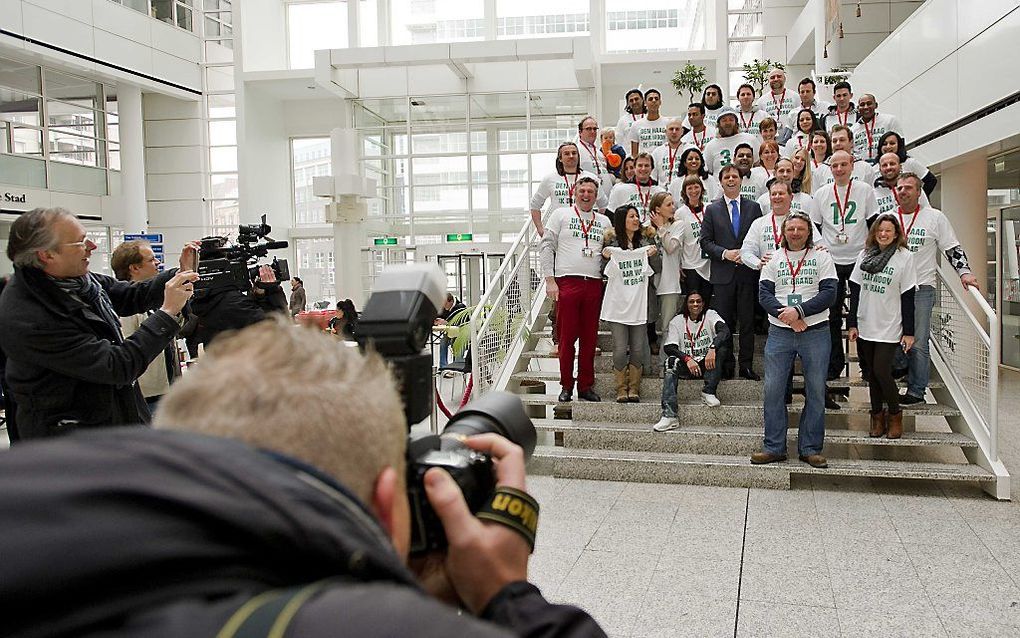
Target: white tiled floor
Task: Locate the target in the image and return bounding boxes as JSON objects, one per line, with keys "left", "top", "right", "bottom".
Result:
{"left": 525, "top": 368, "right": 1020, "bottom": 637}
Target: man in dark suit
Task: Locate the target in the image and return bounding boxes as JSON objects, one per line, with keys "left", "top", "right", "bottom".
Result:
{"left": 700, "top": 164, "right": 763, "bottom": 380}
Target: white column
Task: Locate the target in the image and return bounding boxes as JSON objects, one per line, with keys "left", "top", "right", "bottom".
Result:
{"left": 334, "top": 223, "right": 365, "bottom": 307}
{"left": 330, "top": 127, "right": 370, "bottom": 306}
{"left": 118, "top": 84, "right": 147, "bottom": 234}
{"left": 941, "top": 155, "right": 989, "bottom": 290}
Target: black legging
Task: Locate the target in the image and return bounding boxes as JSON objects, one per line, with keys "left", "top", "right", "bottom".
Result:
{"left": 856, "top": 339, "right": 900, "bottom": 414}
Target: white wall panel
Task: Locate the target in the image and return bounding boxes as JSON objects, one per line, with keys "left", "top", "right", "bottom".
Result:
{"left": 152, "top": 50, "right": 202, "bottom": 90}
{"left": 150, "top": 22, "right": 201, "bottom": 63}
{"left": 147, "top": 200, "right": 205, "bottom": 226}
{"left": 145, "top": 146, "right": 204, "bottom": 173}
{"left": 0, "top": 0, "right": 24, "bottom": 31}
{"left": 145, "top": 172, "right": 204, "bottom": 201}
{"left": 527, "top": 60, "right": 581, "bottom": 91}
{"left": 21, "top": 3, "right": 94, "bottom": 57}
{"left": 144, "top": 119, "right": 203, "bottom": 147}
{"left": 92, "top": 0, "right": 151, "bottom": 46}
{"left": 25, "top": 0, "right": 91, "bottom": 23}
{"left": 899, "top": 55, "right": 957, "bottom": 142}
{"left": 94, "top": 30, "right": 153, "bottom": 76}
{"left": 407, "top": 65, "right": 466, "bottom": 96}
{"left": 468, "top": 61, "right": 526, "bottom": 93}
{"left": 957, "top": 7, "right": 1020, "bottom": 115}
{"left": 282, "top": 99, "right": 350, "bottom": 137}
{"left": 957, "top": 0, "right": 1019, "bottom": 45}
{"left": 358, "top": 67, "right": 408, "bottom": 98}
{"left": 897, "top": 0, "right": 956, "bottom": 85}
{"left": 143, "top": 93, "right": 203, "bottom": 120}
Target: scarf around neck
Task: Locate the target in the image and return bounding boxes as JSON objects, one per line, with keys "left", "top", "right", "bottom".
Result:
{"left": 860, "top": 243, "right": 898, "bottom": 274}
{"left": 49, "top": 273, "right": 123, "bottom": 341}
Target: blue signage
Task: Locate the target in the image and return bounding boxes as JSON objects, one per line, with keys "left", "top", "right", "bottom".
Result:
{"left": 124, "top": 233, "right": 164, "bottom": 243}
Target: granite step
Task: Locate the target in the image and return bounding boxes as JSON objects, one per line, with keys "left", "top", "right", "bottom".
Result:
{"left": 533, "top": 329, "right": 770, "bottom": 356}
{"left": 531, "top": 419, "right": 978, "bottom": 456}
{"left": 528, "top": 446, "right": 995, "bottom": 488}
{"left": 521, "top": 351, "right": 766, "bottom": 375}
{"left": 517, "top": 395, "right": 960, "bottom": 425}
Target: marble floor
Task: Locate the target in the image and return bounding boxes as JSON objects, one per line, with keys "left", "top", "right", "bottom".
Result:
{"left": 524, "top": 368, "right": 1020, "bottom": 637}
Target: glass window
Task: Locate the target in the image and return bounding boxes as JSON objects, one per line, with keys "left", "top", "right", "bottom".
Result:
{"left": 496, "top": 0, "right": 589, "bottom": 39}
{"left": 0, "top": 89, "right": 41, "bottom": 126}
{"left": 605, "top": 0, "right": 709, "bottom": 52}
{"left": 0, "top": 58, "right": 41, "bottom": 94}
{"left": 293, "top": 137, "right": 332, "bottom": 225}
{"left": 209, "top": 120, "right": 236, "bottom": 146}
{"left": 288, "top": 1, "right": 349, "bottom": 68}
{"left": 728, "top": 12, "right": 762, "bottom": 38}
{"left": 296, "top": 237, "right": 337, "bottom": 306}
{"left": 390, "top": 0, "right": 484, "bottom": 45}
{"left": 44, "top": 69, "right": 98, "bottom": 104}
{"left": 359, "top": 0, "right": 379, "bottom": 46}
{"left": 728, "top": 39, "right": 763, "bottom": 67}
{"left": 210, "top": 146, "right": 238, "bottom": 172}
{"left": 728, "top": 0, "right": 762, "bottom": 9}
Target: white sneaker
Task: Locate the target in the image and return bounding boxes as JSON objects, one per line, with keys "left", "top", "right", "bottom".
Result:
{"left": 702, "top": 393, "right": 721, "bottom": 407}
{"left": 653, "top": 416, "right": 680, "bottom": 432}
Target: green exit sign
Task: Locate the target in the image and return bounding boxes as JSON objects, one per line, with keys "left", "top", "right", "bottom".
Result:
{"left": 373, "top": 237, "right": 398, "bottom": 246}
{"left": 446, "top": 233, "right": 473, "bottom": 242}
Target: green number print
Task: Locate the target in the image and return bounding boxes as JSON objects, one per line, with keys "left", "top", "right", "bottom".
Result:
{"left": 719, "top": 149, "right": 732, "bottom": 166}
{"left": 831, "top": 201, "right": 857, "bottom": 225}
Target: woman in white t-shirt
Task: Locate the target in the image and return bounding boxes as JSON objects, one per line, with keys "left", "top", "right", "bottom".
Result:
{"left": 654, "top": 292, "right": 731, "bottom": 431}
{"left": 668, "top": 147, "right": 722, "bottom": 209}
{"left": 601, "top": 205, "right": 659, "bottom": 402}
{"left": 847, "top": 214, "right": 917, "bottom": 439}
{"left": 750, "top": 141, "right": 780, "bottom": 185}
{"left": 753, "top": 211, "right": 838, "bottom": 469}
{"left": 783, "top": 109, "right": 820, "bottom": 159}
{"left": 674, "top": 175, "right": 713, "bottom": 306}
{"left": 649, "top": 192, "right": 683, "bottom": 349}
{"left": 809, "top": 131, "right": 833, "bottom": 187}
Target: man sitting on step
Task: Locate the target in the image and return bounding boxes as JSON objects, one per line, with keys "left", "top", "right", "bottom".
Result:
{"left": 654, "top": 291, "right": 730, "bottom": 432}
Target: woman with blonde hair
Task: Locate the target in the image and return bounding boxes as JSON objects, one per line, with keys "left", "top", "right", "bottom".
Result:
{"left": 649, "top": 191, "right": 683, "bottom": 352}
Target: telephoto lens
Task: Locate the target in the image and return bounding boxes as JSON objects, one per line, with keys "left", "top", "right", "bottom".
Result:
{"left": 406, "top": 391, "right": 536, "bottom": 554}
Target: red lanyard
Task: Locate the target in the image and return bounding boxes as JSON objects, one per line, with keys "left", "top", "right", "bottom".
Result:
{"left": 739, "top": 110, "right": 754, "bottom": 131}
{"left": 771, "top": 89, "right": 787, "bottom": 116}
{"left": 762, "top": 165, "right": 773, "bottom": 178}
{"left": 579, "top": 140, "right": 601, "bottom": 176}
{"left": 769, "top": 214, "right": 782, "bottom": 250}
{"left": 785, "top": 248, "right": 811, "bottom": 293}
{"left": 833, "top": 182, "right": 853, "bottom": 230}
{"left": 837, "top": 108, "right": 851, "bottom": 127}
{"left": 689, "top": 206, "right": 703, "bottom": 224}
{"left": 897, "top": 205, "right": 920, "bottom": 237}
{"left": 685, "top": 314, "right": 708, "bottom": 354}
{"left": 563, "top": 173, "right": 578, "bottom": 204}
{"left": 861, "top": 119, "right": 876, "bottom": 158}
{"left": 812, "top": 155, "right": 821, "bottom": 168}
{"left": 691, "top": 128, "right": 706, "bottom": 149}
{"left": 667, "top": 143, "right": 681, "bottom": 183}
{"left": 636, "top": 182, "right": 651, "bottom": 214}
{"left": 574, "top": 205, "right": 594, "bottom": 248}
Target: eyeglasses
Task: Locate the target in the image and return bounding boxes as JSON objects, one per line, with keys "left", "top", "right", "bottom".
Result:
{"left": 62, "top": 239, "right": 96, "bottom": 249}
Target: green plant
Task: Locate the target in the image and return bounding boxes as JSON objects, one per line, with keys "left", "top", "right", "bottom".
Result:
{"left": 742, "top": 59, "right": 786, "bottom": 95}
{"left": 445, "top": 304, "right": 531, "bottom": 366}
{"left": 671, "top": 61, "right": 708, "bottom": 103}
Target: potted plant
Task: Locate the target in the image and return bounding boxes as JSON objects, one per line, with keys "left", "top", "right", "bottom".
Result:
{"left": 672, "top": 61, "right": 708, "bottom": 103}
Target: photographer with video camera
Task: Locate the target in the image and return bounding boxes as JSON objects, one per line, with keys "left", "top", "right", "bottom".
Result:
{"left": 0, "top": 207, "right": 199, "bottom": 440}
{"left": 188, "top": 215, "right": 291, "bottom": 345}
{"left": 0, "top": 264, "right": 607, "bottom": 638}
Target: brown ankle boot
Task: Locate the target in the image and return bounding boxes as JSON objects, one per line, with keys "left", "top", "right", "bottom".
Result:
{"left": 887, "top": 410, "right": 903, "bottom": 439}
{"left": 869, "top": 409, "right": 887, "bottom": 437}
{"left": 626, "top": 364, "right": 642, "bottom": 402}
{"left": 614, "top": 368, "right": 628, "bottom": 403}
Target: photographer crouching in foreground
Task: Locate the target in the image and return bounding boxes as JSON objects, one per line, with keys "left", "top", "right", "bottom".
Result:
{"left": 0, "top": 267, "right": 607, "bottom": 638}
{"left": 0, "top": 207, "right": 198, "bottom": 440}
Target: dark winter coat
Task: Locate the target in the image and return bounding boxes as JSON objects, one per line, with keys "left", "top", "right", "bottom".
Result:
{"left": 0, "top": 265, "right": 178, "bottom": 439}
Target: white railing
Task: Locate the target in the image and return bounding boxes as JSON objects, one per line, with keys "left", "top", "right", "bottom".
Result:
{"left": 468, "top": 218, "right": 543, "bottom": 396}
{"left": 930, "top": 258, "right": 1008, "bottom": 497}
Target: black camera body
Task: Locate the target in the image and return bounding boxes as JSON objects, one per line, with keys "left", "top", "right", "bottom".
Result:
{"left": 356, "top": 265, "right": 536, "bottom": 555}
{"left": 195, "top": 214, "right": 290, "bottom": 298}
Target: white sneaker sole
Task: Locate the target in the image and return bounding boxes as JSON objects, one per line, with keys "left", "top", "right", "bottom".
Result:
{"left": 653, "top": 420, "right": 680, "bottom": 432}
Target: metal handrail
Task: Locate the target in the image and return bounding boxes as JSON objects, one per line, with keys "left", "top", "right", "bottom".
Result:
{"left": 932, "top": 259, "right": 999, "bottom": 461}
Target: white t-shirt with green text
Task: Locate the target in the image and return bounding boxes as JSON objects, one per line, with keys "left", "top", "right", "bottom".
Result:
{"left": 895, "top": 205, "right": 962, "bottom": 287}
{"left": 601, "top": 248, "right": 654, "bottom": 325}
{"left": 850, "top": 247, "right": 917, "bottom": 342}
{"left": 665, "top": 309, "right": 725, "bottom": 362}
{"left": 760, "top": 247, "right": 838, "bottom": 327}
{"left": 811, "top": 180, "right": 880, "bottom": 265}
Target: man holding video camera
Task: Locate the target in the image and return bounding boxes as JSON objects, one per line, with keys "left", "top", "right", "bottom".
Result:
{"left": 0, "top": 316, "right": 607, "bottom": 637}
{"left": 0, "top": 207, "right": 199, "bottom": 440}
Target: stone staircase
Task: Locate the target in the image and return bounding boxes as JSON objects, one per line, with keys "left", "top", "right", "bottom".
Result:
{"left": 515, "top": 325, "right": 998, "bottom": 491}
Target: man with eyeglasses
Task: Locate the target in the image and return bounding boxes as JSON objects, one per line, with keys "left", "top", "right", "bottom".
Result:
{"left": 0, "top": 207, "right": 199, "bottom": 440}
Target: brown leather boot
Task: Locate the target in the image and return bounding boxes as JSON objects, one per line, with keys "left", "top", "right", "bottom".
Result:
{"left": 614, "top": 368, "right": 628, "bottom": 403}
{"left": 887, "top": 410, "right": 903, "bottom": 439}
{"left": 869, "top": 409, "right": 887, "bottom": 437}
{"left": 627, "top": 364, "right": 642, "bottom": 402}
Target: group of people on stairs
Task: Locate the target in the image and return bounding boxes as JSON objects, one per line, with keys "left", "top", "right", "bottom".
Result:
{"left": 534, "top": 69, "right": 980, "bottom": 469}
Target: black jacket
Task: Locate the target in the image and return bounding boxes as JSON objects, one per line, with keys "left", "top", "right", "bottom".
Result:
{"left": 0, "top": 266, "right": 179, "bottom": 439}
{"left": 0, "top": 429, "right": 607, "bottom": 638}
{"left": 700, "top": 196, "right": 762, "bottom": 285}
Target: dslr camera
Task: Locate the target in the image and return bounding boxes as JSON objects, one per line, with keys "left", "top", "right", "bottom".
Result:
{"left": 194, "top": 214, "right": 291, "bottom": 298}
{"left": 356, "top": 265, "right": 537, "bottom": 555}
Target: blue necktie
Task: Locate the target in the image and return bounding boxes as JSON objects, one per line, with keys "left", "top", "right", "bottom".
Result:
{"left": 730, "top": 199, "right": 740, "bottom": 237}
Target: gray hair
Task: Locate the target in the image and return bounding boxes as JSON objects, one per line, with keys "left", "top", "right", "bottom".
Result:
{"left": 7, "top": 207, "right": 76, "bottom": 269}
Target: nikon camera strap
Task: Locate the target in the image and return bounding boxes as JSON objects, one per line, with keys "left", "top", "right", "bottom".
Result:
{"left": 216, "top": 580, "right": 334, "bottom": 638}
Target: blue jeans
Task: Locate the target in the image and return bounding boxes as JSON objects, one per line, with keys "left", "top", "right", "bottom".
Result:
{"left": 439, "top": 334, "right": 451, "bottom": 367}
{"left": 763, "top": 324, "right": 830, "bottom": 457}
{"left": 660, "top": 345, "right": 727, "bottom": 418}
{"left": 894, "top": 285, "right": 935, "bottom": 399}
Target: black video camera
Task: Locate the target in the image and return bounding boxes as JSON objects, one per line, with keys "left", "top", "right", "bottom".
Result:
{"left": 355, "top": 265, "right": 537, "bottom": 555}
{"left": 194, "top": 214, "right": 290, "bottom": 298}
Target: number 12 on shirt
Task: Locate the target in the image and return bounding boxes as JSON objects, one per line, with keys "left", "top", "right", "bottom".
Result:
{"left": 832, "top": 201, "right": 858, "bottom": 225}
